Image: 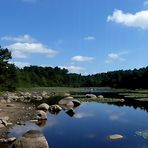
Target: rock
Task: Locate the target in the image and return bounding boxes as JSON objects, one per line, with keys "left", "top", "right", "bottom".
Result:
{"left": 30, "top": 120, "right": 47, "bottom": 127}
{"left": 6, "top": 104, "right": 15, "bottom": 107}
{"left": 86, "top": 94, "right": 97, "bottom": 99}
{"left": 49, "top": 105, "right": 62, "bottom": 115}
{"left": 72, "top": 99, "right": 81, "bottom": 107}
{"left": 64, "top": 93, "right": 71, "bottom": 97}
{"left": 36, "top": 120, "right": 47, "bottom": 127}
{"left": 12, "top": 130, "right": 49, "bottom": 148}
{"left": 6, "top": 99, "right": 11, "bottom": 103}
{"left": 36, "top": 110, "right": 47, "bottom": 120}
{"left": 98, "top": 95, "right": 104, "bottom": 98}
{"left": 66, "top": 101, "right": 74, "bottom": 107}
{"left": 41, "top": 91, "right": 48, "bottom": 96}
{"left": 36, "top": 96, "right": 43, "bottom": 101}
{"left": 58, "top": 96, "right": 74, "bottom": 106}
{"left": 109, "top": 134, "right": 124, "bottom": 140}
{"left": 0, "top": 123, "right": 5, "bottom": 128}
{"left": 49, "top": 105, "right": 62, "bottom": 112}
{"left": 16, "top": 121, "right": 25, "bottom": 125}
{"left": 0, "top": 116, "right": 9, "bottom": 126}
{"left": 135, "top": 130, "right": 148, "bottom": 139}
{"left": 37, "top": 103, "right": 49, "bottom": 111}
{"left": 0, "top": 137, "right": 16, "bottom": 143}
{"left": 66, "top": 109, "right": 75, "bottom": 117}
{"left": 60, "top": 104, "right": 73, "bottom": 110}
{"left": 7, "top": 137, "right": 16, "bottom": 143}
{"left": 0, "top": 99, "right": 7, "bottom": 103}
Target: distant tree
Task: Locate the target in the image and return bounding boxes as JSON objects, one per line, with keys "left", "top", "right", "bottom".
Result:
{"left": 0, "top": 46, "right": 17, "bottom": 91}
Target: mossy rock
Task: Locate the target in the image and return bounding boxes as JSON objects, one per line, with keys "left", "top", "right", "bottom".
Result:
{"left": 135, "top": 130, "right": 148, "bottom": 139}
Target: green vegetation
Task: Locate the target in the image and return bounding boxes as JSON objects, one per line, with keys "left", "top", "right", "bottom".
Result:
{"left": 1, "top": 46, "right": 148, "bottom": 91}
{"left": 0, "top": 46, "right": 17, "bottom": 91}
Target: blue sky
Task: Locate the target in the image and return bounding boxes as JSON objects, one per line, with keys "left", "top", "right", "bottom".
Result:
{"left": 1, "top": 0, "right": 148, "bottom": 74}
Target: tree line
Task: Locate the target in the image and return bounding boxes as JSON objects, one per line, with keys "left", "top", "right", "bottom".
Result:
{"left": 0, "top": 46, "right": 148, "bottom": 91}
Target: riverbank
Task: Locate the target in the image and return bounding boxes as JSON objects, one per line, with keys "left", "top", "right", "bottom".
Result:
{"left": 0, "top": 102, "right": 36, "bottom": 138}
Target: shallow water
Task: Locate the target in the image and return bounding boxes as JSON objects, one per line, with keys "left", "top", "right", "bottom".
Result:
{"left": 8, "top": 102, "right": 148, "bottom": 148}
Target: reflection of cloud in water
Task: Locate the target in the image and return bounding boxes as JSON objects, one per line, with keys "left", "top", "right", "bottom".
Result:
{"left": 85, "top": 133, "right": 97, "bottom": 139}
{"left": 106, "top": 110, "right": 128, "bottom": 122}
{"left": 9, "top": 121, "right": 40, "bottom": 138}
{"left": 74, "top": 112, "right": 94, "bottom": 119}
{"left": 46, "top": 119, "right": 58, "bottom": 128}
{"left": 9, "top": 119, "right": 58, "bottom": 138}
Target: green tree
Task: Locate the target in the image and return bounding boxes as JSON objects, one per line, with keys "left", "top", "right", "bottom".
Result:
{"left": 0, "top": 46, "right": 17, "bottom": 91}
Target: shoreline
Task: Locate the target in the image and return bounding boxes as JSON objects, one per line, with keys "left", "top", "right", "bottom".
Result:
{"left": 0, "top": 101, "right": 36, "bottom": 139}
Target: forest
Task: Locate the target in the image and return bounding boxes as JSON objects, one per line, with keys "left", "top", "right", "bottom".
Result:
{"left": 0, "top": 46, "right": 148, "bottom": 91}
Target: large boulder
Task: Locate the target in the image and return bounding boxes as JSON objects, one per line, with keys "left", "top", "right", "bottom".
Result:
{"left": 37, "top": 103, "right": 49, "bottom": 111}
{"left": 58, "top": 97, "right": 80, "bottom": 107}
{"left": 12, "top": 130, "right": 49, "bottom": 148}
{"left": 58, "top": 97, "right": 73, "bottom": 105}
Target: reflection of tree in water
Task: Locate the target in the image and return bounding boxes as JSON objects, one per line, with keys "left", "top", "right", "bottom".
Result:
{"left": 107, "top": 100, "right": 148, "bottom": 113}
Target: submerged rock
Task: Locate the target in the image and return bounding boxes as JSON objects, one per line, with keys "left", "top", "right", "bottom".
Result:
{"left": 135, "top": 130, "right": 148, "bottom": 139}
{"left": 12, "top": 130, "right": 49, "bottom": 148}
{"left": 109, "top": 134, "right": 124, "bottom": 140}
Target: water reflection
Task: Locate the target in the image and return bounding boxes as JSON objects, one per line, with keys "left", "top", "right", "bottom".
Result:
{"left": 74, "top": 112, "right": 94, "bottom": 119}
{"left": 66, "top": 109, "right": 75, "bottom": 117}
{"left": 5, "top": 101, "right": 148, "bottom": 148}
{"left": 107, "top": 99, "right": 148, "bottom": 113}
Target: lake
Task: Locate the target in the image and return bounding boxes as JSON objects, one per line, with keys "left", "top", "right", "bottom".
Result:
{"left": 8, "top": 102, "right": 148, "bottom": 148}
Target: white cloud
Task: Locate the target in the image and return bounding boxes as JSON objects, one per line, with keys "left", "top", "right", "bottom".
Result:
{"left": 12, "top": 50, "right": 28, "bottom": 58}
{"left": 5, "top": 42, "right": 58, "bottom": 58}
{"left": 107, "top": 9, "right": 148, "bottom": 29}
{"left": 59, "top": 66, "right": 85, "bottom": 73}
{"left": 11, "top": 61, "right": 31, "bottom": 68}
{"left": 1, "top": 34, "right": 36, "bottom": 43}
{"left": 71, "top": 55, "right": 94, "bottom": 62}
{"left": 84, "top": 36, "right": 95, "bottom": 40}
{"left": 105, "top": 52, "right": 126, "bottom": 63}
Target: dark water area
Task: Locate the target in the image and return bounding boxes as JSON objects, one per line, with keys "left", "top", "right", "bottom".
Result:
{"left": 7, "top": 102, "right": 148, "bottom": 148}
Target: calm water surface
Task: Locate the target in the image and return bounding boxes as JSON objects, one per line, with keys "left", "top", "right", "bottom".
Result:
{"left": 9, "top": 102, "right": 148, "bottom": 148}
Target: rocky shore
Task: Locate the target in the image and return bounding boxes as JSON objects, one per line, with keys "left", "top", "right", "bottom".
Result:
{"left": 0, "top": 91, "right": 81, "bottom": 147}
